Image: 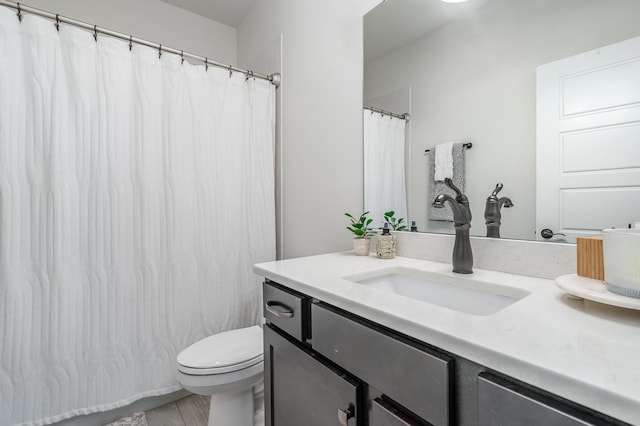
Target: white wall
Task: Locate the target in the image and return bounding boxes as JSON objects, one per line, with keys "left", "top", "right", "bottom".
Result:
{"left": 23, "top": 0, "right": 237, "bottom": 64}
{"left": 237, "top": 1, "right": 366, "bottom": 259}
{"left": 364, "top": 0, "right": 640, "bottom": 240}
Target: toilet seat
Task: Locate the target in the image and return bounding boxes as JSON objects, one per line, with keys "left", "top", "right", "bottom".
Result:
{"left": 177, "top": 325, "right": 263, "bottom": 376}
{"left": 178, "top": 354, "right": 263, "bottom": 375}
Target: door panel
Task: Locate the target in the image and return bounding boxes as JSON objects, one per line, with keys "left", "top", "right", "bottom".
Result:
{"left": 264, "top": 324, "right": 363, "bottom": 426}
{"left": 536, "top": 36, "right": 640, "bottom": 242}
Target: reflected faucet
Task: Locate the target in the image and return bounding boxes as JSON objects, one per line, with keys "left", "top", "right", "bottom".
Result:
{"left": 432, "top": 178, "right": 473, "bottom": 274}
{"left": 484, "top": 183, "right": 513, "bottom": 238}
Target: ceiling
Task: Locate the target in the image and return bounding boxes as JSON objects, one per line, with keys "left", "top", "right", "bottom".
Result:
{"left": 365, "top": 0, "right": 494, "bottom": 63}
{"left": 159, "top": 0, "right": 492, "bottom": 62}
{"left": 159, "top": 0, "right": 260, "bottom": 27}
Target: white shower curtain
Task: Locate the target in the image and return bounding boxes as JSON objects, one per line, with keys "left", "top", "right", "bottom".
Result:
{"left": 0, "top": 7, "right": 275, "bottom": 426}
{"left": 363, "top": 110, "right": 407, "bottom": 229}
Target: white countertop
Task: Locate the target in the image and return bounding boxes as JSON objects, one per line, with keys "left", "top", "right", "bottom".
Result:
{"left": 255, "top": 252, "right": 640, "bottom": 424}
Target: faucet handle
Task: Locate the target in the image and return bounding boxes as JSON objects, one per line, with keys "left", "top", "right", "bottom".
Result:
{"left": 491, "top": 183, "right": 504, "bottom": 197}
{"left": 444, "top": 177, "right": 463, "bottom": 198}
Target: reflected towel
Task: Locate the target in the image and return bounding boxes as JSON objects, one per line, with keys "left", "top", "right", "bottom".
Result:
{"left": 434, "top": 142, "right": 454, "bottom": 181}
{"left": 427, "top": 142, "right": 466, "bottom": 222}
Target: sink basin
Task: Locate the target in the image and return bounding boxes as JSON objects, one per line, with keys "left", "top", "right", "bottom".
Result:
{"left": 342, "top": 266, "right": 530, "bottom": 316}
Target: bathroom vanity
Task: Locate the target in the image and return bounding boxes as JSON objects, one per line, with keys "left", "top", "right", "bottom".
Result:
{"left": 255, "top": 253, "right": 640, "bottom": 426}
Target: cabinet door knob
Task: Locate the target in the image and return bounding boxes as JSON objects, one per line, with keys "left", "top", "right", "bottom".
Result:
{"left": 338, "top": 406, "right": 354, "bottom": 425}
{"left": 265, "top": 301, "right": 294, "bottom": 318}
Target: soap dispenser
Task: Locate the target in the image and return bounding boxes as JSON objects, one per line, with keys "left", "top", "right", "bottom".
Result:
{"left": 376, "top": 222, "right": 396, "bottom": 259}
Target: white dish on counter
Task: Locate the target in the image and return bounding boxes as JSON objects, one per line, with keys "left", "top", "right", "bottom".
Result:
{"left": 555, "top": 274, "right": 640, "bottom": 310}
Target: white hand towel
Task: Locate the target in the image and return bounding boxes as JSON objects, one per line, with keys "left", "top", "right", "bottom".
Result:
{"left": 434, "top": 141, "right": 454, "bottom": 181}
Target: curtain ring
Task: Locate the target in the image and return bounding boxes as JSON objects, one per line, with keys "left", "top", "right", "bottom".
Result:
{"left": 158, "top": 44, "right": 162, "bottom": 59}
{"left": 205, "top": 58, "right": 208, "bottom": 71}
{"left": 16, "top": 3, "right": 22, "bottom": 22}
{"left": 180, "top": 50, "right": 184, "bottom": 65}
{"left": 228, "top": 65, "right": 233, "bottom": 78}
{"left": 93, "top": 25, "right": 97, "bottom": 42}
{"left": 55, "top": 14, "right": 60, "bottom": 32}
{"left": 129, "top": 36, "right": 133, "bottom": 51}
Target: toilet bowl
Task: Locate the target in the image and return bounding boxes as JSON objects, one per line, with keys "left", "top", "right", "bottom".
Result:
{"left": 176, "top": 325, "right": 264, "bottom": 426}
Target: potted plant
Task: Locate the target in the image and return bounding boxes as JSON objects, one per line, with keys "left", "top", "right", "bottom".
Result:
{"left": 384, "top": 211, "right": 407, "bottom": 231}
{"left": 345, "top": 211, "right": 376, "bottom": 255}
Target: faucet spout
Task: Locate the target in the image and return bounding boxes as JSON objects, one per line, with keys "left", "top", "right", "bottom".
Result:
{"left": 432, "top": 194, "right": 471, "bottom": 227}
{"left": 432, "top": 178, "right": 473, "bottom": 274}
{"left": 484, "top": 183, "right": 513, "bottom": 238}
{"left": 498, "top": 197, "right": 513, "bottom": 209}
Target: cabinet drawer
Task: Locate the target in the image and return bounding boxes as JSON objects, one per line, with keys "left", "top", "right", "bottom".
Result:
{"left": 311, "top": 302, "right": 452, "bottom": 426}
{"left": 478, "top": 373, "right": 624, "bottom": 426}
{"left": 263, "top": 281, "right": 309, "bottom": 342}
{"left": 371, "top": 398, "right": 424, "bottom": 426}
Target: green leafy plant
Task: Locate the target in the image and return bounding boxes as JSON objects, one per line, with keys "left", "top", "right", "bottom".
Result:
{"left": 384, "top": 211, "right": 407, "bottom": 231}
{"left": 345, "top": 211, "right": 376, "bottom": 239}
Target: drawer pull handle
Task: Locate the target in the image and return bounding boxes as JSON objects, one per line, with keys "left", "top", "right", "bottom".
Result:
{"left": 265, "top": 301, "right": 294, "bottom": 318}
{"left": 338, "top": 406, "right": 354, "bottom": 426}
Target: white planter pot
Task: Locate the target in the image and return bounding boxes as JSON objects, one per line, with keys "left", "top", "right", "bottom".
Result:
{"left": 352, "top": 238, "right": 371, "bottom": 256}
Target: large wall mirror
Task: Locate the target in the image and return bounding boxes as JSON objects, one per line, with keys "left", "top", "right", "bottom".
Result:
{"left": 363, "top": 0, "right": 640, "bottom": 242}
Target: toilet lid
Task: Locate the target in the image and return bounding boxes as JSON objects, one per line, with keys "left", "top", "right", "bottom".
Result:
{"left": 177, "top": 325, "right": 263, "bottom": 372}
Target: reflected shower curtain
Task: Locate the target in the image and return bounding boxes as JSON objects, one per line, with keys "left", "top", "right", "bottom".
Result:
{"left": 363, "top": 110, "right": 407, "bottom": 229}
{"left": 0, "top": 8, "right": 275, "bottom": 425}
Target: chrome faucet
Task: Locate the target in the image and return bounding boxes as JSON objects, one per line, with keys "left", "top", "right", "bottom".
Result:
{"left": 484, "top": 183, "right": 513, "bottom": 238}
{"left": 432, "top": 178, "right": 473, "bottom": 274}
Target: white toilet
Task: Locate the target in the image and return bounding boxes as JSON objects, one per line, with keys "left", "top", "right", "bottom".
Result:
{"left": 176, "top": 325, "right": 264, "bottom": 426}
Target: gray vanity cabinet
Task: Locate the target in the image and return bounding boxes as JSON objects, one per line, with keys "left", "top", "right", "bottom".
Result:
{"left": 263, "top": 280, "right": 628, "bottom": 426}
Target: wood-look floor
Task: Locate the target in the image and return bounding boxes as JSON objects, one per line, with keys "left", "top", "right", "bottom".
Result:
{"left": 146, "top": 395, "right": 210, "bottom": 426}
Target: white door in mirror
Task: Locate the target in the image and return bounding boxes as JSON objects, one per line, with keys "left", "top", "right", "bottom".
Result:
{"left": 536, "top": 36, "right": 640, "bottom": 242}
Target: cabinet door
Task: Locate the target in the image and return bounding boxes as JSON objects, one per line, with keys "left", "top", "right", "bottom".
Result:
{"left": 478, "top": 373, "right": 623, "bottom": 426}
{"left": 264, "top": 324, "right": 363, "bottom": 426}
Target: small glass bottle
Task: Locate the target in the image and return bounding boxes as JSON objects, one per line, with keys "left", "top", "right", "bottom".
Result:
{"left": 376, "top": 223, "right": 396, "bottom": 259}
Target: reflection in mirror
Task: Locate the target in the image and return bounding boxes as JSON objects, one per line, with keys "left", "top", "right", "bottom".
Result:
{"left": 363, "top": 106, "right": 409, "bottom": 228}
{"left": 364, "top": 0, "right": 640, "bottom": 241}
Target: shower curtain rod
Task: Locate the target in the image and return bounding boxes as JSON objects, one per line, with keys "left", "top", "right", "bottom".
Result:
{"left": 364, "top": 105, "right": 411, "bottom": 121}
{"left": 0, "top": 0, "right": 281, "bottom": 87}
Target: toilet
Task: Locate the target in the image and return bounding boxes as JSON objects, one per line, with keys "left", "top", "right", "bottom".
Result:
{"left": 176, "top": 325, "right": 264, "bottom": 426}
